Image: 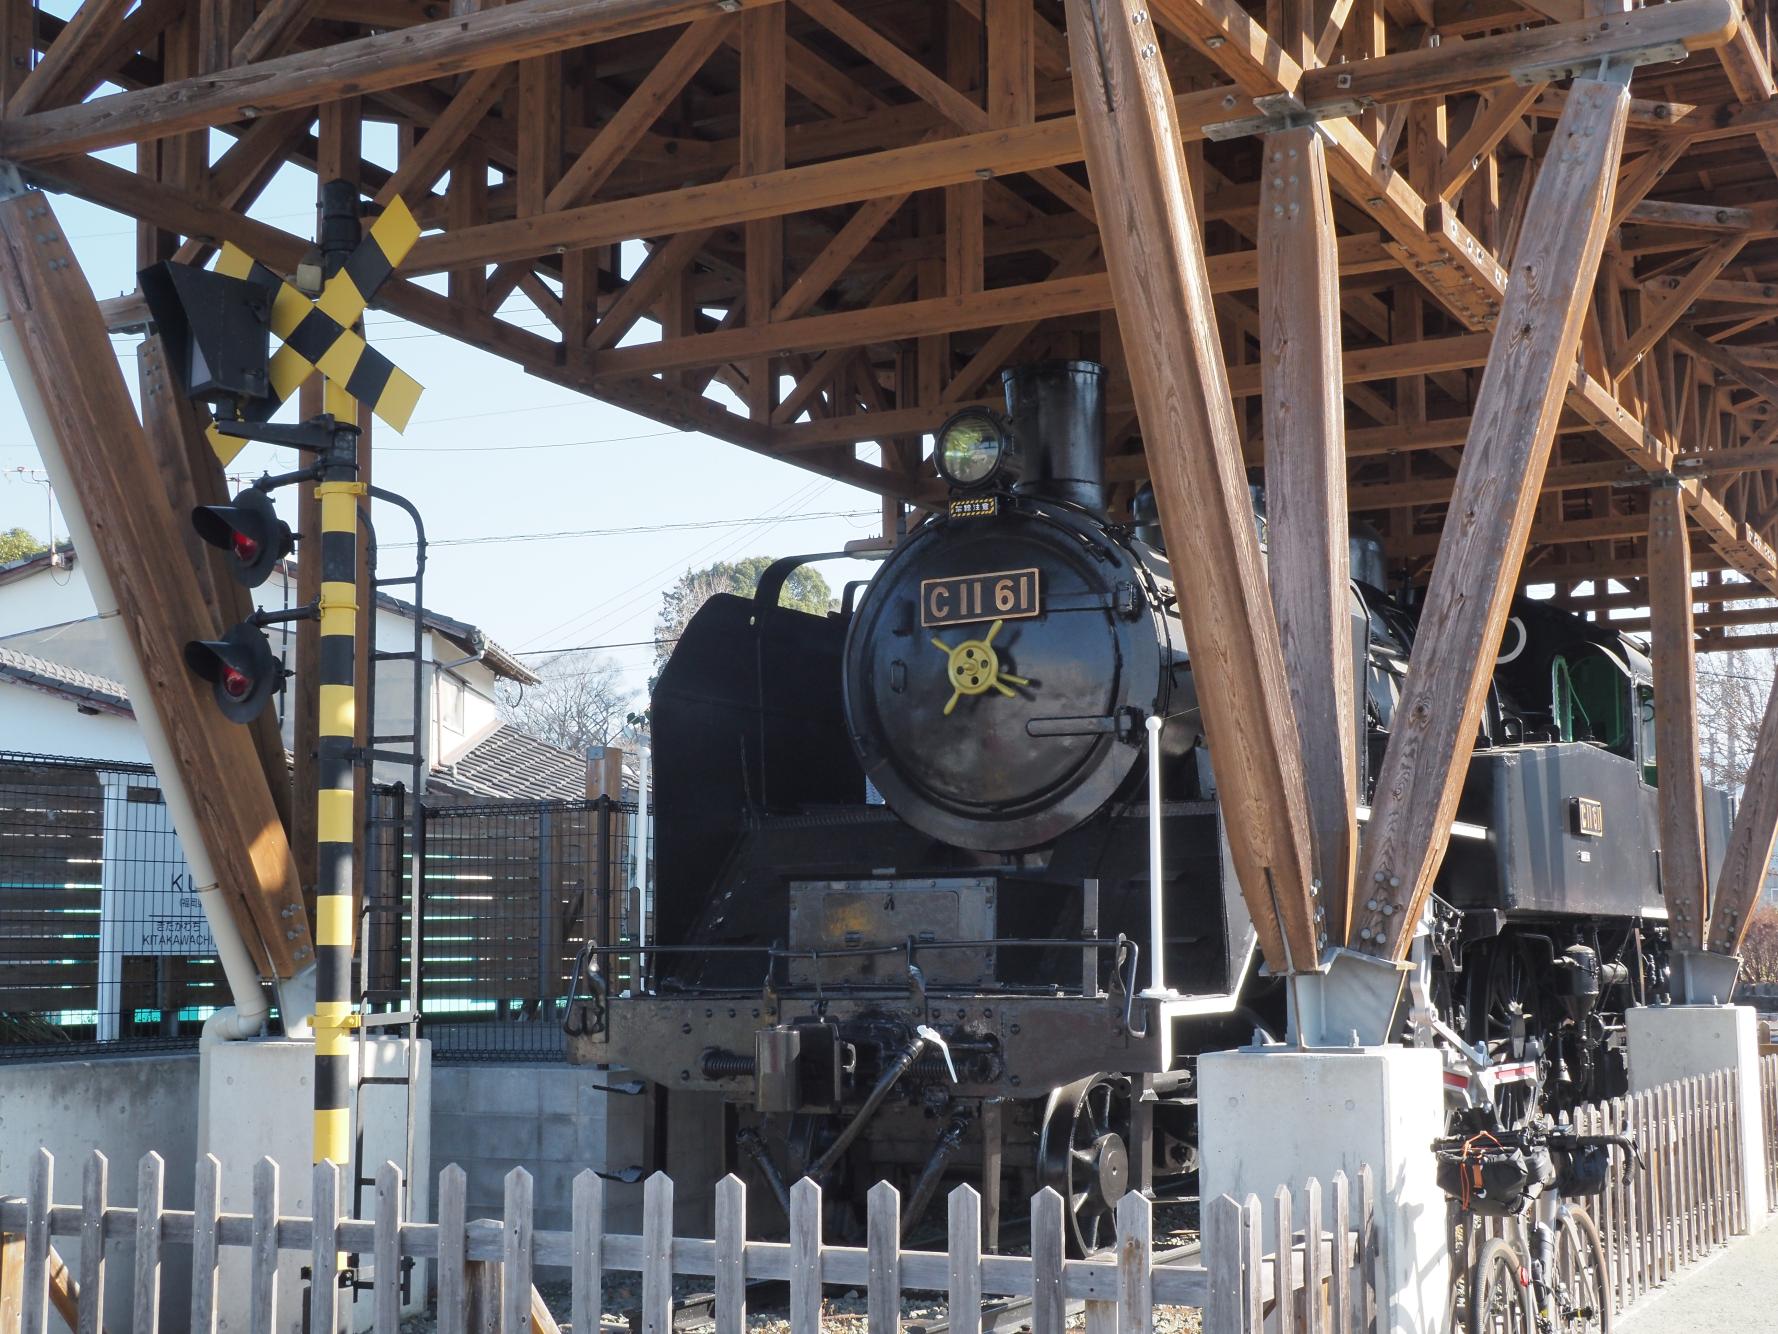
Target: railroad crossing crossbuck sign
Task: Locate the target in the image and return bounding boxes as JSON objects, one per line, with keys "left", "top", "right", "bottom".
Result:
{"left": 205, "top": 196, "right": 424, "bottom": 465}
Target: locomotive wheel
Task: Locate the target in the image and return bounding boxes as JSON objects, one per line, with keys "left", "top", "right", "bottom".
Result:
{"left": 1469, "top": 940, "right": 1542, "bottom": 1126}
{"left": 1039, "top": 1075, "right": 1134, "bottom": 1255}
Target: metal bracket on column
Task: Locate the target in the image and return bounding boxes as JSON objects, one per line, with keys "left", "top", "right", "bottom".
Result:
{"left": 1670, "top": 948, "right": 1743, "bottom": 1006}
{"left": 1285, "top": 948, "right": 1413, "bottom": 1048}
{"left": 1512, "top": 46, "right": 1675, "bottom": 86}
{"left": 1203, "top": 95, "right": 1361, "bottom": 142}
{"left": 275, "top": 962, "right": 318, "bottom": 1038}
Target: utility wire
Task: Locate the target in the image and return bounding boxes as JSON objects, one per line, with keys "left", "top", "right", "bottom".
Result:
{"left": 376, "top": 429, "right": 687, "bottom": 454}
{"left": 512, "top": 476, "right": 837, "bottom": 649}
{"left": 387, "top": 508, "right": 873, "bottom": 549}
{"left": 518, "top": 637, "right": 681, "bottom": 656}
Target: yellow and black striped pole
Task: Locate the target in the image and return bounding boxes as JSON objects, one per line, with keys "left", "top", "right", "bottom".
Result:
{"left": 311, "top": 177, "right": 368, "bottom": 1170}
{"left": 312, "top": 374, "right": 364, "bottom": 1168}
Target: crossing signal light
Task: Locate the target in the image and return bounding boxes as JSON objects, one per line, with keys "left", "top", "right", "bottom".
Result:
{"left": 184, "top": 623, "right": 283, "bottom": 724}
{"left": 192, "top": 489, "right": 292, "bottom": 588}
{"left": 139, "top": 259, "right": 276, "bottom": 414}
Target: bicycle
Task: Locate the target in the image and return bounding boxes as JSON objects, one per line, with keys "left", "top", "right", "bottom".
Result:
{"left": 1434, "top": 1107, "right": 1640, "bottom": 1334}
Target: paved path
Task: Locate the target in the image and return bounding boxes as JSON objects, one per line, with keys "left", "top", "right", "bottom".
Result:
{"left": 1618, "top": 1214, "right": 1778, "bottom": 1333}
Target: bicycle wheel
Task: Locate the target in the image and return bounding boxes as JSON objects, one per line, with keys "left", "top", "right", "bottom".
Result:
{"left": 1552, "top": 1207, "right": 1611, "bottom": 1334}
{"left": 1469, "top": 1235, "right": 1536, "bottom": 1334}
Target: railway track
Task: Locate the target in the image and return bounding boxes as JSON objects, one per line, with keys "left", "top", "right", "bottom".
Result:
{"left": 613, "top": 1241, "right": 1201, "bottom": 1333}
{"left": 900, "top": 1241, "right": 1202, "bottom": 1334}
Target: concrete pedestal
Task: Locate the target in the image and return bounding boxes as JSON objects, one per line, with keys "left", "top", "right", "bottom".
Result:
{"left": 1626, "top": 1004, "right": 1766, "bottom": 1233}
{"left": 432, "top": 1066, "right": 724, "bottom": 1235}
{"left": 1199, "top": 1045, "right": 1448, "bottom": 1334}
{"left": 202, "top": 1037, "right": 431, "bottom": 1333}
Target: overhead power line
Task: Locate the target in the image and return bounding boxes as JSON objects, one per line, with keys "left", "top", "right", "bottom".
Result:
{"left": 518, "top": 637, "right": 681, "bottom": 657}
{"left": 392, "top": 507, "right": 874, "bottom": 548}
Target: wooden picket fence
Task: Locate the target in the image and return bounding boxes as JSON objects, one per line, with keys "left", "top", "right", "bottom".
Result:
{"left": 1570, "top": 1069, "right": 1753, "bottom": 1314}
{"left": 0, "top": 1151, "right": 1381, "bottom": 1334}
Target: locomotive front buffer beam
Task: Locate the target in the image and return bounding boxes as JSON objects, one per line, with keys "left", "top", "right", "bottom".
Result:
{"left": 567, "top": 991, "right": 1171, "bottom": 1105}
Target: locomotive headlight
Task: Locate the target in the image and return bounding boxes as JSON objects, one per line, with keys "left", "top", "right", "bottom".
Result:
{"left": 935, "top": 409, "right": 1020, "bottom": 489}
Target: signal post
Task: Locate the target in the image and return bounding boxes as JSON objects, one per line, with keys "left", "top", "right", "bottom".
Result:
{"left": 138, "top": 176, "right": 433, "bottom": 1326}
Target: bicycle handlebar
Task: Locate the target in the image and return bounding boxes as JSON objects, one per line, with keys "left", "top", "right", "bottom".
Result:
{"left": 1433, "top": 1125, "right": 1645, "bottom": 1171}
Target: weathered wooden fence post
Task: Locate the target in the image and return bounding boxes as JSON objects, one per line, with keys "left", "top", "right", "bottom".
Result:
{"left": 570, "top": 1170, "right": 603, "bottom": 1334}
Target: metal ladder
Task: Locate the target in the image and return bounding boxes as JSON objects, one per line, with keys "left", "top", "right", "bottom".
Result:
{"left": 348, "top": 485, "right": 431, "bottom": 1302}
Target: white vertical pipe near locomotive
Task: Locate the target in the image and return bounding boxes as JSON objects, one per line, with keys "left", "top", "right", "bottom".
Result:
{"left": 1144, "top": 712, "right": 1170, "bottom": 997}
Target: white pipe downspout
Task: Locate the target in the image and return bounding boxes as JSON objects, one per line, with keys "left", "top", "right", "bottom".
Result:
{"left": 0, "top": 284, "right": 270, "bottom": 1067}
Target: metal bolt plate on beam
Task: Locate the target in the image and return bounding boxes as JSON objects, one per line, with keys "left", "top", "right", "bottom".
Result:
{"left": 1202, "top": 95, "right": 1366, "bottom": 142}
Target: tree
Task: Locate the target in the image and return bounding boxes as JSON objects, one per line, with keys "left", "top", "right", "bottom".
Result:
{"left": 497, "top": 651, "right": 635, "bottom": 755}
{"left": 653, "top": 555, "right": 835, "bottom": 671}
{"left": 1696, "top": 646, "right": 1778, "bottom": 790}
{"left": 1742, "top": 905, "right": 1778, "bottom": 984}
{"left": 0, "top": 527, "right": 45, "bottom": 564}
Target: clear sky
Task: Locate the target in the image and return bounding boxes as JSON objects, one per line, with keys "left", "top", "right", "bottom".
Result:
{"left": 0, "top": 122, "right": 892, "bottom": 709}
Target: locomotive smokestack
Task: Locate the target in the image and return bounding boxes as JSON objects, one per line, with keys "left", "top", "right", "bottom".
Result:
{"left": 1002, "top": 360, "right": 1105, "bottom": 513}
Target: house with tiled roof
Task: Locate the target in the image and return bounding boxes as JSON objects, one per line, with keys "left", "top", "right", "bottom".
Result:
{"left": 0, "top": 544, "right": 585, "bottom": 798}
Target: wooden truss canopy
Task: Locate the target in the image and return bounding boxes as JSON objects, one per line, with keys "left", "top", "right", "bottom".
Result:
{"left": 12, "top": 0, "right": 1778, "bottom": 970}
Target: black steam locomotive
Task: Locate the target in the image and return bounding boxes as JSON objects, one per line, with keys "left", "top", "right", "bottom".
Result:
{"left": 567, "top": 362, "right": 1729, "bottom": 1251}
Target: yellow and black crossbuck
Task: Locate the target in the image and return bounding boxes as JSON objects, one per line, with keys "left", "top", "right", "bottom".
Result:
{"left": 206, "top": 196, "right": 424, "bottom": 464}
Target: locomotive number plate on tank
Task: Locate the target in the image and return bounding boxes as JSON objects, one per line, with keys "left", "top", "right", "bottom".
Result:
{"left": 920, "top": 567, "right": 1042, "bottom": 628}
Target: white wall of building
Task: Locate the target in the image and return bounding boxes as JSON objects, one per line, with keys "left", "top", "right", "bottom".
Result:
{"left": 0, "top": 680, "right": 148, "bottom": 762}
{"left": 0, "top": 558, "right": 510, "bottom": 785}
{"left": 0, "top": 555, "right": 95, "bottom": 638}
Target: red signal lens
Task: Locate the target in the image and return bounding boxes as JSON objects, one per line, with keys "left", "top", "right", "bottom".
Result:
{"left": 231, "top": 531, "right": 260, "bottom": 563}
{"left": 221, "top": 666, "right": 252, "bottom": 699}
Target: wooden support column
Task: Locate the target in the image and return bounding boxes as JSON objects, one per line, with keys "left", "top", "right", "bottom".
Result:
{"left": 1709, "top": 662, "right": 1778, "bottom": 955}
{"left": 741, "top": 2, "right": 785, "bottom": 421}
{"left": 1349, "top": 75, "right": 1631, "bottom": 960}
{"left": 0, "top": 188, "right": 311, "bottom": 976}
{"left": 1259, "top": 125, "right": 1356, "bottom": 945}
{"left": 139, "top": 338, "right": 293, "bottom": 834}
{"left": 1648, "top": 481, "right": 1709, "bottom": 951}
{"left": 1065, "top": 0, "right": 1318, "bottom": 972}
{"left": 0, "top": 0, "right": 28, "bottom": 104}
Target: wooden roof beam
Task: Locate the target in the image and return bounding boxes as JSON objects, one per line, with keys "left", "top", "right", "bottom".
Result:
{"left": 0, "top": 0, "right": 784, "bottom": 163}
{"left": 372, "top": 65, "right": 516, "bottom": 208}
{"left": 405, "top": 114, "right": 1087, "bottom": 272}
{"left": 1613, "top": 237, "right": 1750, "bottom": 376}
{"left": 546, "top": 17, "right": 737, "bottom": 213}
{"left": 7, "top": 0, "right": 137, "bottom": 117}
{"left": 233, "top": 0, "right": 324, "bottom": 66}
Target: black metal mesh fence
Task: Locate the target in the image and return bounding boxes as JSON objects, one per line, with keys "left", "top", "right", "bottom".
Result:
{"left": 0, "top": 750, "right": 646, "bottom": 1064}
{"left": 408, "top": 796, "right": 644, "bottom": 1062}
{"left": 0, "top": 751, "right": 226, "bottom": 1057}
